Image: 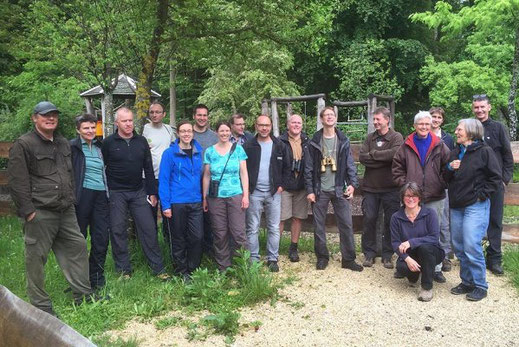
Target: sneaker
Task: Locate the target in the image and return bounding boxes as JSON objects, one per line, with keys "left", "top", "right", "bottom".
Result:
{"left": 182, "top": 273, "right": 192, "bottom": 284}
{"left": 408, "top": 279, "right": 418, "bottom": 288}
{"left": 418, "top": 289, "right": 433, "bottom": 302}
{"left": 267, "top": 261, "right": 279, "bottom": 272}
{"left": 74, "top": 293, "right": 110, "bottom": 306}
{"left": 316, "top": 258, "right": 328, "bottom": 270}
{"left": 466, "top": 287, "right": 487, "bottom": 301}
{"left": 341, "top": 260, "right": 364, "bottom": 272}
{"left": 487, "top": 263, "right": 504, "bottom": 276}
{"left": 393, "top": 270, "right": 405, "bottom": 279}
{"left": 382, "top": 258, "right": 394, "bottom": 269}
{"left": 40, "top": 307, "right": 59, "bottom": 319}
{"left": 362, "top": 257, "right": 374, "bottom": 267}
{"left": 442, "top": 258, "right": 452, "bottom": 272}
{"left": 288, "top": 243, "right": 300, "bottom": 262}
{"left": 157, "top": 273, "right": 172, "bottom": 281}
{"left": 433, "top": 271, "right": 446, "bottom": 283}
{"left": 450, "top": 283, "right": 475, "bottom": 295}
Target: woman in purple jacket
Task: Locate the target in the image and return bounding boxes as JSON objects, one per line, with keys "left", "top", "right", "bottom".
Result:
{"left": 390, "top": 182, "right": 445, "bottom": 302}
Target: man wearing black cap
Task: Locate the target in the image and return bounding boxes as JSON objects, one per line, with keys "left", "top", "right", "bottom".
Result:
{"left": 8, "top": 101, "right": 94, "bottom": 317}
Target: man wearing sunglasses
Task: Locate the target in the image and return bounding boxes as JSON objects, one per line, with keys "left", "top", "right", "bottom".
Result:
{"left": 472, "top": 94, "right": 514, "bottom": 275}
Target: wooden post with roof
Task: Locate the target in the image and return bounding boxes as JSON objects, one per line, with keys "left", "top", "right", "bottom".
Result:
{"left": 79, "top": 74, "right": 161, "bottom": 138}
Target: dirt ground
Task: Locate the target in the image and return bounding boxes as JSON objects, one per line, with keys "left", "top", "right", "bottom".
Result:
{"left": 108, "top": 250, "right": 519, "bottom": 347}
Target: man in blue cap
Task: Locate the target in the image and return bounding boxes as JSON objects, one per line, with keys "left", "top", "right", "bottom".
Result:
{"left": 8, "top": 101, "right": 95, "bottom": 317}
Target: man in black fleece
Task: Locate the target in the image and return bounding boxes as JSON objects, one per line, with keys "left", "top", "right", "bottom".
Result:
{"left": 102, "top": 107, "right": 168, "bottom": 280}
{"left": 472, "top": 95, "right": 514, "bottom": 275}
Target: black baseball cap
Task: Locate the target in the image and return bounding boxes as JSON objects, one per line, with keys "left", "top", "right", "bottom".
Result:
{"left": 33, "top": 101, "right": 59, "bottom": 115}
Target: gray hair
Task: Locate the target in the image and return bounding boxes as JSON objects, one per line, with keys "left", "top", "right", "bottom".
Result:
{"left": 114, "top": 107, "right": 133, "bottom": 122}
{"left": 459, "top": 118, "right": 484, "bottom": 141}
{"left": 414, "top": 111, "right": 432, "bottom": 124}
{"left": 286, "top": 114, "right": 303, "bottom": 125}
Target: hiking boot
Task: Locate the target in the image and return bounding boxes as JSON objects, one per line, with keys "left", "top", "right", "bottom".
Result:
{"left": 441, "top": 258, "right": 452, "bottom": 272}
{"left": 408, "top": 279, "right": 418, "bottom": 288}
{"left": 40, "top": 306, "right": 59, "bottom": 319}
{"left": 74, "top": 293, "right": 110, "bottom": 306}
{"left": 393, "top": 270, "right": 405, "bottom": 279}
{"left": 182, "top": 273, "right": 192, "bottom": 284}
{"left": 487, "top": 263, "right": 504, "bottom": 276}
{"left": 450, "top": 283, "right": 475, "bottom": 295}
{"left": 382, "top": 258, "right": 394, "bottom": 269}
{"left": 288, "top": 243, "right": 300, "bottom": 262}
{"left": 267, "top": 261, "right": 279, "bottom": 272}
{"left": 433, "top": 271, "right": 446, "bottom": 283}
{"left": 466, "top": 287, "right": 487, "bottom": 301}
{"left": 362, "top": 256, "right": 374, "bottom": 267}
{"left": 341, "top": 260, "right": 364, "bottom": 272}
{"left": 418, "top": 289, "right": 433, "bottom": 302}
{"left": 316, "top": 258, "right": 328, "bottom": 270}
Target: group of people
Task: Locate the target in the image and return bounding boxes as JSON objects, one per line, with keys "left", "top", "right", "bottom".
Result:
{"left": 7, "top": 94, "right": 513, "bottom": 317}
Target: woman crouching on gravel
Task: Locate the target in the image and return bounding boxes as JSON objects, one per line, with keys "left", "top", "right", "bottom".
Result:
{"left": 390, "top": 182, "right": 445, "bottom": 302}
{"left": 444, "top": 118, "right": 501, "bottom": 302}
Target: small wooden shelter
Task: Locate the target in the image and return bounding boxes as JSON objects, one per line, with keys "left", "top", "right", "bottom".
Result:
{"left": 79, "top": 74, "right": 161, "bottom": 137}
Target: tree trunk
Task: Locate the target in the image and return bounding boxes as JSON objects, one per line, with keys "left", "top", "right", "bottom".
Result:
{"left": 135, "top": 0, "right": 169, "bottom": 133}
{"left": 102, "top": 91, "right": 114, "bottom": 137}
{"left": 507, "top": 27, "right": 519, "bottom": 141}
{"left": 169, "top": 63, "right": 177, "bottom": 129}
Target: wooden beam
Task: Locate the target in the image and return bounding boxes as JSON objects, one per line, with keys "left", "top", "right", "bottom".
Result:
{"left": 271, "top": 100, "right": 279, "bottom": 137}
{"left": 332, "top": 101, "right": 368, "bottom": 107}
{"left": 271, "top": 94, "right": 326, "bottom": 102}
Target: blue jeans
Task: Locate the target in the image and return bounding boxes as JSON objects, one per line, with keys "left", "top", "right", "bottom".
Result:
{"left": 450, "top": 199, "right": 490, "bottom": 290}
{"left": 246, "top": 190, "right": 281, "bottom": 262}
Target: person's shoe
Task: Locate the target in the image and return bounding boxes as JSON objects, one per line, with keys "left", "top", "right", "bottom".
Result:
{"left": 316, "top": 258, "right": 328, "bottom": 270}
{"left": 157, "top": 273, "right": 172, "bottom": 281}
{"left": 382, "top": 258, "right": 394, "bottom": 269}
{"left": 393, "top": 270, "right": 405, "bottom": 279}
{"left": 40, "top": 307, "right": 59, "bottom": 319}
{"left": 362, "top": 257, "right": 374, "bottom": 267}
{"left": 288, "top": 243, "right": 300, "bottom": 262}
{"left": 433, "top": 271, "right": 446, "bottom": 283}
{"left": 487, "top": 263, "right": 504, "bottom": 276}
{"left": 267, "top": 261, "right": 279, "bottom": 272}
{"left": 341, "top": 260, "right": 364, "bottom": 272}
{"left": 408, "top": 279, "right": 418, "bottom": 288}
{"left": 466, "top": 287, "right": 487, "bottom": 301}
{"left": 418, "top": 289, "right": 433, "bottom": 302}
{"left": 450, "top": 283, "right": 475, "bottom": 295}
{"left": 182, "top": 273, "right": 192, "bottom": 284}
{"left": 442, "top": 258, "right": 452, "bottom": 272}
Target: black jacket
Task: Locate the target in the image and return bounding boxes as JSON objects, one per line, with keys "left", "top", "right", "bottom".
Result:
{"left": 443, "top": 141, "right": 502, "bottom": 208}
{"left": 441, "top": 130, "right": 454, "bottom": 150}
{"left": 278, "top": 131, "right": 309, "bottom": 191}
{"left": 70, "top": 137, "right": 108, "bottom": 202}
{"left": 101, "top": 131, "right": 157, "bottom": 194}
{"left": 243, "top": 135, "right": 290, "bottom": 196}
{"left": 304, "top": 128, "right": 359, "bottom": 198}
{"left": 481, "top": 118, "right": 514, "bottom": 184}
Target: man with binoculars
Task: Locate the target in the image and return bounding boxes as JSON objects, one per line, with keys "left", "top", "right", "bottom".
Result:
{"left": 304, "top": 107, "right": 362, "bottom": 271}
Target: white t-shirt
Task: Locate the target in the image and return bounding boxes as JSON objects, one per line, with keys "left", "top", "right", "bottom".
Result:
{"left": 143, "top": 123, "right": 176, "bottom": 177}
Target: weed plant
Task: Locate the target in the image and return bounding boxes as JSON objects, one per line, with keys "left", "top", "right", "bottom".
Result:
{"left": 503, "top": 244, "right": 519, "bottom": 292}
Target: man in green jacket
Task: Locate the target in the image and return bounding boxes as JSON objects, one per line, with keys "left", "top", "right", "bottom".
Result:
{"left": 8, "top": 101, "right": 93, "bottom": 317}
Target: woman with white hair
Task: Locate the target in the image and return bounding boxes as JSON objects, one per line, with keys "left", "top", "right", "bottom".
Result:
{"left": 444, "top": 118, "right": 501, "bottom": 301}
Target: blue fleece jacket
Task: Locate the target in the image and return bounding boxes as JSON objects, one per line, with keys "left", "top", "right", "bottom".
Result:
{"left": 390, "top": 206, "right": 440, "bottom": 260}
{"left": 159, "top": 139, "right": 203, "bottom": 208}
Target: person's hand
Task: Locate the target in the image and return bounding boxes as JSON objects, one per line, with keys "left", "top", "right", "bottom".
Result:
{"left": 450, "top": 159, "right": 461, "bottom": 170}
{"left": 277, "top": 186, "right": 283, "bottom": 194}
{"left": 344, "top": 185, "right": 354, "bottom": 199}
{"left": 307, "top": 193, "right": 316, "bottom": 203}
{"left": 163, "top": 209, "right": 172, "bottom": 218}
{"left": 405, "top": 256, "right": 421, "bottom": 272}
{"left": 148, "top": 195, "right": 158, "bottom": 207}
{"left": 241, "top": 195, "right": 249, "bottom": 209}
{"left": 398, "top": 241, "right": 411, "bottom": 254}
{"left": 26, "top": 212, "right": 36, "bottom": 222}
{"left": 203, "top": 198, "right": 208, "bottom": 212}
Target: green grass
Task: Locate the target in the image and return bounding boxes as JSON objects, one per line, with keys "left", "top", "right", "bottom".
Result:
{"left": 503, "top": 244, "right": 519, "bottom": 292}
{"left": 513, "top": 163, "right": 519, "bottom": 183}
{"left": 0, "top": 216, "right": 286, "bottom": 345}
{"left": 504, "top": 205, "right": 519, "bottom": 224}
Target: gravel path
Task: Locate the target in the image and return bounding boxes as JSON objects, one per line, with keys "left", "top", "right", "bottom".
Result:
{"left": 109, "top": 251, "right": 519, "bottom": 346}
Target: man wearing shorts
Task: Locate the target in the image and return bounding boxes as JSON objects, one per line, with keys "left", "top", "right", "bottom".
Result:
{"left": 279, "top": 114, "right": 309, "bottom": 262}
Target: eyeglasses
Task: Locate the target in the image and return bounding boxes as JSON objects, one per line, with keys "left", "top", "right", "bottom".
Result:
{"left": 149, "top": 111, "right": 164, "bottom": 115}
{"left": 257, "top": 123, "right": 271, "bottom": 128}
{"left": 404, "top": 195, "right": 418, "bottom": 199}
{"left": 39, "top": 113, "right": 59, "bottom": 118}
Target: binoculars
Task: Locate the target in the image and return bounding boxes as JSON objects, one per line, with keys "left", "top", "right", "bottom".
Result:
{"left": 321, "top": 156, "right": 337, "bottom": 172}
{"left": 291, "top": 159, "right": 302, "bottom": 173}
